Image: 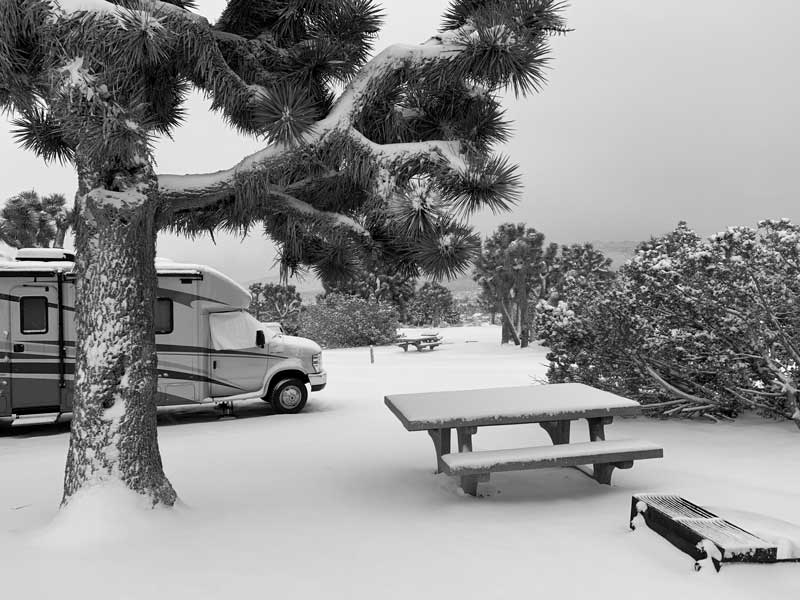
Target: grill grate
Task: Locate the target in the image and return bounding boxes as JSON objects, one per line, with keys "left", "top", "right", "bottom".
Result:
{"left": 631, "top": 494, "right": 778, "bottom": 570}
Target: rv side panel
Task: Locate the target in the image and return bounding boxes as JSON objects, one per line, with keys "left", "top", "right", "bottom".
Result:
{"left": 59, "top": 278, "right": 76, "bottom": 412}
{"left": 7, "top": 278, "right": 63, "bottom": 414}
{"left": 0, "top": 276, "right": 12, "bottom": 417}
{"left": 155, "top": 275, "right": 203, "bottom": 405}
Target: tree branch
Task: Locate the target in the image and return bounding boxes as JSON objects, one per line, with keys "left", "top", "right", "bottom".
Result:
{"left": 643, "top": 364, "right": 721, "bottom": 408}
{"left": 269, "top": 189, "right": 367, "bottom": 236}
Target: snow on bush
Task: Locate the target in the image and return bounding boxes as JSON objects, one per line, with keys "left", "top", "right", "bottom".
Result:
{"left": 297, "top": 293, "right": 399, "bottom": 348}
{"left": 537, "top": 220, "right": 800, "bottom": 427}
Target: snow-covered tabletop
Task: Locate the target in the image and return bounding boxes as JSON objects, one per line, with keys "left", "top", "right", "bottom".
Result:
{"left": 384, "top": 383, "right": 641, "bottom": 431}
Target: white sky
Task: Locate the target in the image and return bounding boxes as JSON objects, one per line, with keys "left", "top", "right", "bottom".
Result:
{"left": 1, "top": 0, "right": 799, "bottom": 283}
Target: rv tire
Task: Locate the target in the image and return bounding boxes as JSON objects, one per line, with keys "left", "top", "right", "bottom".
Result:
{"left": 270, "top": 378, "right": 308, "bottom": 414}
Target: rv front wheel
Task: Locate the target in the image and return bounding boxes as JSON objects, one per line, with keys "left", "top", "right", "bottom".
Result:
{"left": 270, "top": 378, "right": 308, "bottom": 414}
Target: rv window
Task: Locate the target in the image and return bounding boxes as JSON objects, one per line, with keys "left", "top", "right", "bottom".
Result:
{"left": 20, "top": 296, "right": 48, "bottom": 334}
{"left": 209, "top": 311, "right": 261, "bottom": 350}
{"left": 155, "top": 298, "right": 174, "bottom": 334}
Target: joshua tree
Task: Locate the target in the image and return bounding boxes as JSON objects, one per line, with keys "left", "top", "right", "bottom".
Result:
{"left": 0, "top": 189, "right": 73, "bottom": 248}
{"left": 248, "top": 282, "right": 302, "bottom": 333}
{"left": 474, "top": 223, "right": 558, "bottom": 347}
{"left": 1, "top": 0, "right": 568, "bottom": 507}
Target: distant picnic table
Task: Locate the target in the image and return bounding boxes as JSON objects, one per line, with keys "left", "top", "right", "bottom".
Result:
{"left": 384, "top": 383, "right": 663, "bottom": 496}
{"left": 396, "top": 332, "right": 442, "bottom": 352}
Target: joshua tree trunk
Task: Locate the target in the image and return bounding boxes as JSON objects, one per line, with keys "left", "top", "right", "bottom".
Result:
{"left": 53, "top": 222, "right": 68, "bottom": 249}
{"left": 516, "top": 270, "right": 529, "bottom": 349}
{"left": 499, "top": 300, "right": 521, "bottom": 346}
{"left": 62, "top": 156, "right": 176, "bottom": 507}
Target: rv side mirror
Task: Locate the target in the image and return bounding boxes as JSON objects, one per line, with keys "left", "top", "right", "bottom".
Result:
{"left": 255, "top": 329, "right": 266, "bottom": 349}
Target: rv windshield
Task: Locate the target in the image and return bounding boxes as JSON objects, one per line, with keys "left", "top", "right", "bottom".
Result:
{"left": 209, "top": 311, "right": 263, "bottom": 351}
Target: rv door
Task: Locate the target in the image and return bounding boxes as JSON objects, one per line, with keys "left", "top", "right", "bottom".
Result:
{"left": 208, "top": 311, "right": 268, "bottom": 397}
{"left": 9, "top": 284, "right": 62, "bottom": 413}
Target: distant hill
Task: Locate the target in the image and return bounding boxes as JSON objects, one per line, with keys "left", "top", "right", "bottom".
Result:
{"left": 589, "top": 240, "right": 639, "bottom": 268}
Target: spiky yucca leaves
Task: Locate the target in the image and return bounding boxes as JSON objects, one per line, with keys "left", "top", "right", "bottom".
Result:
{"left": 252, "top": 82, "right": 321, "bottom": 144}
{"left": 214, "top": 0, "right": 383, "bottom": 135}
{"left": 388, "top": 177, "right": 445, "bottom": 239}
{"left": 442, "top": 0, "right": 569, "bottom": 34}
{"left": 1, "top": 0, "right": 383, "bottom": 166}
{"left": 415, "top": 221, "right": 481, "bottom": 280}
{"left": 438, "top": 155, "right": 522, "bottom": 217}
{"left": 3, "top": 0, "right": 567, "bottom": 286}
{"left": 11, "top": 106, "right": 74, "bottom": 164}
{"left": 158, "top": 0, "right": 567, "bottom": 284}
{"left": 0, "top": 0, "right": 56, "bottom": 112}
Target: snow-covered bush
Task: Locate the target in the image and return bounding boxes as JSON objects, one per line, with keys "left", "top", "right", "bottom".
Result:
{"left": 297, "top": 294, "right": 399, "bottom": 348}
{"left": 540, "top": 221, "right": 800, "bottom": 427}
{"left": 322, "top": 265, "right": 416, "bottom": 324}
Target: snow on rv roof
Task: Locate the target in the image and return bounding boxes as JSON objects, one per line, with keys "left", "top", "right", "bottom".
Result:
{"left": 16, "top": 248, "right": 76, "bottom": 261}
{"left": 0, "top": 253, "right": 251, "bottom": 303}
{"left": 154, "top": 258, "right": 251, "bottom": 302}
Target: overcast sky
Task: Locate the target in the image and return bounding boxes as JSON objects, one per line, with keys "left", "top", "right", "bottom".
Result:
{"left": 1, "top": 0, "right": 798, "bottom": 283}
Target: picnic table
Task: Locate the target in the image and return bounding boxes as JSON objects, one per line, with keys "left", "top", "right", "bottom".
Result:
{"left": 384, "top": 383, "right": 663, "bottom": 496}
{"left": 396, "top": 332, "right": 442, "bottom": 352}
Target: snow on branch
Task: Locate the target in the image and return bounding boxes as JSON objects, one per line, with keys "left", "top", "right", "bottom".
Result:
{"left": 162, "top": 172, "right": 367, "bottom": 238}
{"left": 55, "top": 0, "right": 207, "bottom": 24}
{"left": 270, "top": 190, "right": 367, "bottom": 236}
{"left": 157, "top": 33, "right": 474, "bottom": 209}
{"left": 158, "top": 142, "right": 289, "bottom": 202}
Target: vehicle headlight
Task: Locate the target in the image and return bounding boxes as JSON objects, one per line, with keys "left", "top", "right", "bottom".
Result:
{"left": 312, "top": 352, "right": 322, "bottom": 372}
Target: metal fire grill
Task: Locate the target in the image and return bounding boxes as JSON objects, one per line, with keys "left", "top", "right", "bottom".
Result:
{"left": 630, "top": 494, "right": 778, "bottom": 571}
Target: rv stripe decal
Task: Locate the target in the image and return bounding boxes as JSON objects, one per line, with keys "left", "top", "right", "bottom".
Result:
{"left": 157, "top": 343, "right": 287, "bottom": 359}
{"left": 157, "top": 343, "right": 263, "bottom": 357}
{"left": 156, "top": 370, "right": 244, "bottom": 390}
{"left": 156, "top": 288, "right": 223, "bottom": 308}
{"left": 0, "top": 361, "right": 243, "bottom": 390}
{"left": 0, "top": 362, "right": 75, "bottom": 375}
{"left": 8, "top": 353, "right": 62, "bottom": 360}
{"left": 32, "top": 340, "right": 76, "bottom": 348}
{"left": 0, "top": 292, "right": 75, "bottom": 312}
{"left": 1, "top": 341, "right": 285, "bottom": 360}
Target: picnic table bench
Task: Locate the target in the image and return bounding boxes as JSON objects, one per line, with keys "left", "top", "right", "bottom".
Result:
{"left": 384, "top": 383, "right": 663, "bottom": 496}
{"left": 396, "top": 333, "right": 442, "bottom": 352}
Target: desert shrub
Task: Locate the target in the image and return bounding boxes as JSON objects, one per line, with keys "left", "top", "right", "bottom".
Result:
{"left": 538, "top": 221, "right": 800, "bottom": 427}
{"left": 297, "top": 293, "right": 399, "bottom": 348}
{"left": 323, "top": 264, "right": 416, "bottom": 323}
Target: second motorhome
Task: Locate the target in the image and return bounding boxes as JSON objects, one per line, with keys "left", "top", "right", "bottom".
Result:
{"left": 0, "top": 248, "right": 326, "bottom": 425}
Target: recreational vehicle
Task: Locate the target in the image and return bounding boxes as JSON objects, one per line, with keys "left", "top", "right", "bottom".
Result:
{"left": 0, "top": 248, "right": 326, "bottom": 426}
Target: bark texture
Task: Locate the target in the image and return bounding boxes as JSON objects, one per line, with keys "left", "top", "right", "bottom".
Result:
{"left": 62, "top": 159, "right": 176, "bottom": 507}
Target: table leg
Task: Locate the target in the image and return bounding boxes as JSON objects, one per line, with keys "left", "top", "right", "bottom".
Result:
{"left": 456, "top": 426, "right": 477, "bottom": 452}
{"left": 540, "top": 420, "right": 570, "bottom": 445}
{"left": 588, "top": 416, "right": 615, "bottom": 483}
{"left": 427, "top": 428, "right": 451, "bottom": 473}
{"left": 593, "top": 463, "right": 614, "bottom": 484}
{"left": 455, "top": 426, "right": 484, "bottom": 495}
{"left": 587, "top": 416, "right": 613, "bottom": 441}
{"left": 460, "top": 473, "right": 490, "bottom": 497}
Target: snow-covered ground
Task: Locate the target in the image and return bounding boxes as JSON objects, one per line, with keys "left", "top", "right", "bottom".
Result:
{"left": 1, "top": 326, "right": 798, "bottom": 599}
